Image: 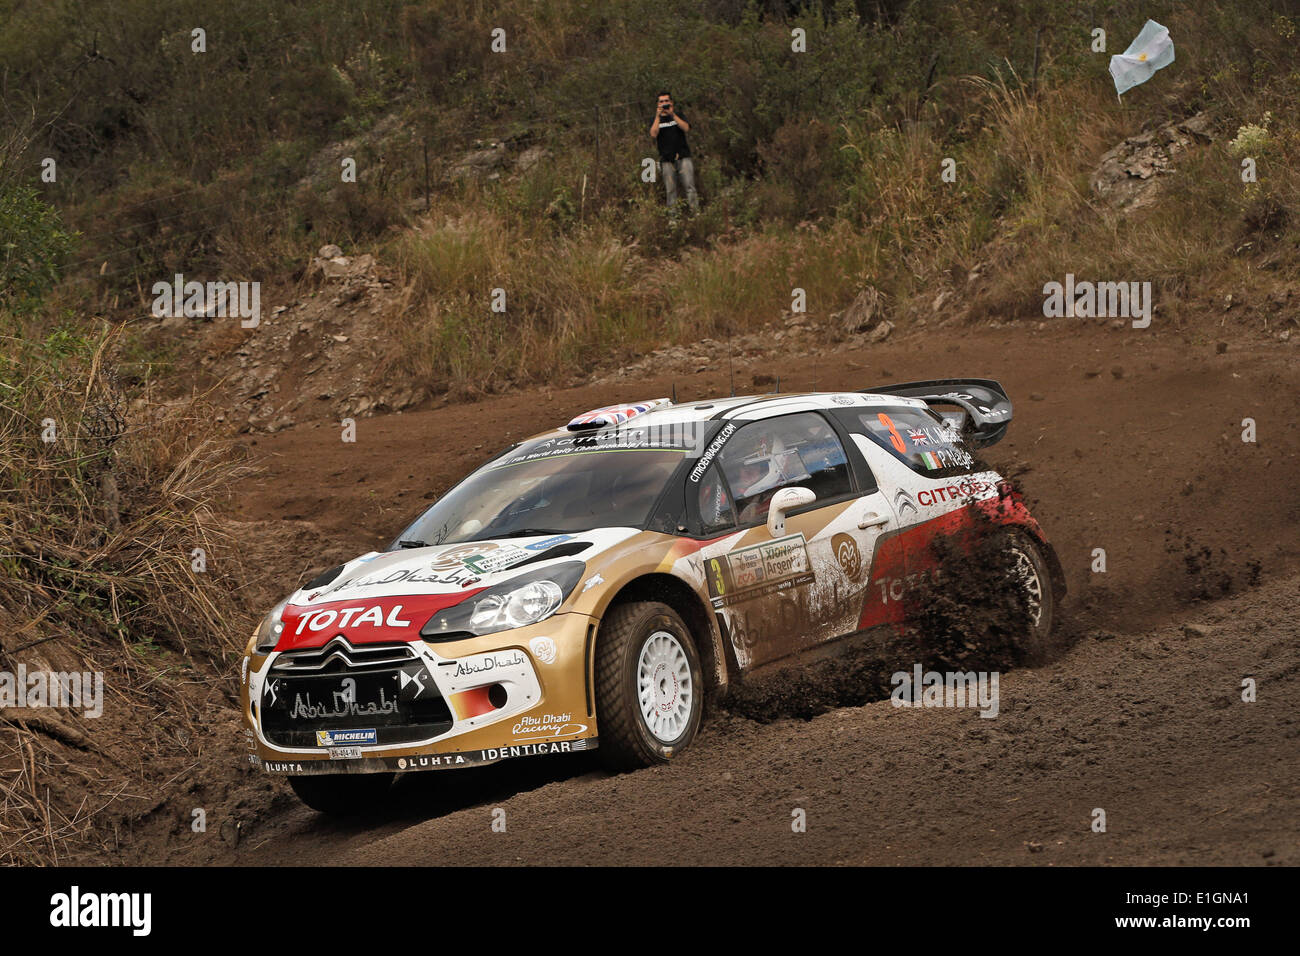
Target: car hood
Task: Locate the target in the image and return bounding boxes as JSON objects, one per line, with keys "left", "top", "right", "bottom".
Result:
{"left": 285, "top": 527, "right": 642, "bottom": 608}
{"left": 269, "top": 529, "right": 645, "bottom": 651}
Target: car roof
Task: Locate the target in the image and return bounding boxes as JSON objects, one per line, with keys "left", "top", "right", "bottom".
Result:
{"left": 521, "top": 391, "right": 929, "bottom": 444}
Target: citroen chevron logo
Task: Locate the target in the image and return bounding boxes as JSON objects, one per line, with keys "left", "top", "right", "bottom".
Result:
{"left": 894, "top": 489, "right": 918, "bottom": 517}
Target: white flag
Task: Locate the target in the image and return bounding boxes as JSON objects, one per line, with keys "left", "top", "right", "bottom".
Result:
{"left": 1110, "top": 20, "right": 1175, "bottom": 95}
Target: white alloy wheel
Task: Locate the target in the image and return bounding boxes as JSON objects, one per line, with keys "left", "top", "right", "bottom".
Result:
{"left": 595, "top": 602, "right": 704, "bottom": 770}
{"left": 637, "top": 630, "right": 694, "bottom": 743}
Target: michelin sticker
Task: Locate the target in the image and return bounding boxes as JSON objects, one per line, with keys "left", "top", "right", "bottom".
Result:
{"left": 316, "top": 728, "right": 377, "bottom": 747}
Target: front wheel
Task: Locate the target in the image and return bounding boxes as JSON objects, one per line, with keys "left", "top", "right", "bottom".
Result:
{"left": 288, "top": 772, "right": 394, "bottom": 815}
{"left": 595, "top": 601, "right": 703, "bottom": 771}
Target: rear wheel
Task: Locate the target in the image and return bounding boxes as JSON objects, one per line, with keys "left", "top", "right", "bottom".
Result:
{"left": 1004, "top": 531, "right": 1055, "bottom": 663}
{"left": 595, "top": 601, "right": 703, "bottom": 771}
{"left": 288, "top": 772, "right": 394, "bottom": 815}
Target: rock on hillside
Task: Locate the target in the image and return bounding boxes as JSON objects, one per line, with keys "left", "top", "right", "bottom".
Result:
{"left": 1091, "top": 112, "right": 1213, "bottom": 212}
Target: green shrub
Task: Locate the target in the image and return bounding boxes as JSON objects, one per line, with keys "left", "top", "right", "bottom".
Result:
{"left": 0, "top": 185, "right": 77, "bottom": 307}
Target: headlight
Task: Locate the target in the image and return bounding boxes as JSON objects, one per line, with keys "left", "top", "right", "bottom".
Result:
{"left": 254, "top": 597, "right": 291, "bottom": 654}
{"left": 421, "top": 561, "right": 585, "bottom": 640}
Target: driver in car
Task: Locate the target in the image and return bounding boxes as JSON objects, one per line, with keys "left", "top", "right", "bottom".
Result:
{"left": 735, "top": 454, "right": 787, "bottom": 524}
{"left": 732, "top": 430, "right": 826, "bottom": 524}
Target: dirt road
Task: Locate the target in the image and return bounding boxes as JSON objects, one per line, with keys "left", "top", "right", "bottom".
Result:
{"left": 251, "top": 574, "right": 1300, "bottom": 866}
{"left": 114, "top": 320, "right": 1300, "bottom": 865}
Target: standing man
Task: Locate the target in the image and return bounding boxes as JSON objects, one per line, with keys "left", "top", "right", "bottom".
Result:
{"left": 651, "top": 91, "right": 698, "bottom": 214}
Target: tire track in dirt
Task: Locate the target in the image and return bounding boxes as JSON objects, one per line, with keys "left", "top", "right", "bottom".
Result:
{"left": 213, "top": 572, "right": 1299, "bottom": 866}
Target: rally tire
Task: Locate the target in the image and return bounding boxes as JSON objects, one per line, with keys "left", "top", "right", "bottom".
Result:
{"left": 288, "top": 772, "right": 395, "bottom": 815}
{"left": 1004, "top": 530, "right": 1055, "bottom": 664}
{"left": 595, "top": 601, "right": 703, "bottom": 771}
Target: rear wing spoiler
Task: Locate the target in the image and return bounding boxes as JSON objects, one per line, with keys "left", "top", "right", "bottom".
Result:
{"left": 865, "top": 378, "right": 1013, "bottom": 448}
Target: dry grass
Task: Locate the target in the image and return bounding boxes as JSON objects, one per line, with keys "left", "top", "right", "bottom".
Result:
{"left": 387, "top": 213, "right": 653, "bottom": 390}
{"left": 0, "top": 325, "right": 256, "bottom": 864}
{"left": 377, "top": 7, "right": 1299, "bottom": 396}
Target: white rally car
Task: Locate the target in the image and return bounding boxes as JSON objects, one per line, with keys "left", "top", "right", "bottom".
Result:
{"left": 241, "top": 380, "right": 1063, "bottom": 813}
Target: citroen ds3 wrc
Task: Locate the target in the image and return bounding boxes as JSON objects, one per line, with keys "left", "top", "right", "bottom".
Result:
{"left": 241, "top": 379, "right": 1063, "bottom": 813}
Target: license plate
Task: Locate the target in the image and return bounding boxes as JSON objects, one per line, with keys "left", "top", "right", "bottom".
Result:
{"left": 328, "top": 747, "right": 363, "bottom": 760}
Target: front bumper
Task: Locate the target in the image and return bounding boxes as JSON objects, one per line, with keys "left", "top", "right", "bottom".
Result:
{"left": 241, "top": 612, "right": 598, "bottom": 775}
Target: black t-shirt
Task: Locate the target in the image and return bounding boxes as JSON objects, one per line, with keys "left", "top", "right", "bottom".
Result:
{"left": 656, "top": 116, "right": 691, "bottom": 162}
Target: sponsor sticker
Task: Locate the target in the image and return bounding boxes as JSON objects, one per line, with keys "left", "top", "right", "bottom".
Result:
{"left": 446, "top": 649, "right": 529, "bottom": 678}
{"left": 706, "top": 533, "right": 814, "bottom": 606}
{"left": 398, "top": 754, "right": 469, "bottom": 770}
{"left": 463, "top": 546, "right": 531, "bottom": 574}
{"left": 831, "top": 532, "right": 863, "bottom": 579}
{"left": 316, "top": 728, "right": 377, "bottom": 747}
{"left": 320, "top": 550, "right": 502, "bottom": 596}
{"left": 528, "top": 636, "right": 557, "bottom": 665}
{"left": 689, "top": 423, "right": 736, "bottom": 483}
{"left": 276, "top": 679, "right": 399, "bottom": 721}
{"left": 495, "top": 426, "right": 696, "bottom": 469}
{"left": 761, "top": 536, "right": 808, "bottom": 578}
{"left": 524, "top": 534, "right": 575, "bottom": 551}
{"left": 428, "top": 543, "right": 497, "bottom": 572}
{"left": 479, "top": 740, "right": 591, "bottom": 761}
{"left": 916, "top": 478, "right": 994, "bottom": 508}
{"left": 728, "top": 549, "right": 766, "bottom": 589}
{"left": 289, "top": 602, "right": 413, "bottom": 635}
{"left": 512, "top": 712, "right": 587, "bottom": 741}
{"left": 263, "top": 761, "right": 306, "bottom": 773}
{"left": 260, "top": 739, "right": 600, "bottom": 775}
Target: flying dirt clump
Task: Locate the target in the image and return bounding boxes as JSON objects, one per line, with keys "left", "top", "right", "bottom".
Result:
{"left": 721, "top": 497, "right": 1049, "bottom": 725}
{"left": 718, "top": 645, "right": 899, "bottom": 723}
{"left": 900, "top": 514, "right": 1039, "bottom": 672}
{"left": 1168, "top": 535, "right": 1263, "bottom": 603}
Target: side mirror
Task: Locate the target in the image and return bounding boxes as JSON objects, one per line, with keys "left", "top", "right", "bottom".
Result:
{"left": 767, "top": 487, "right": 816, "bottom": 537}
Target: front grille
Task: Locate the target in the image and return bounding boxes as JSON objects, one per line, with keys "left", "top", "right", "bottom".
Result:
{"left": 270, "top": 638, "right": 418, "bottom": 675}
{"left": 261, "top": 638, "right": 453, "bottom": 748}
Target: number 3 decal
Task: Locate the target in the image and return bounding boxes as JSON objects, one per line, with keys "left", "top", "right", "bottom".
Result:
{"left": 877, "top": 412, "right": 906, "bottom": 453}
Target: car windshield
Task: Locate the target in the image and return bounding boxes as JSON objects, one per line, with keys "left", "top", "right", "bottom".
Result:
{"left": 394, "top": 431, "right": 691, "bottom": 547}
